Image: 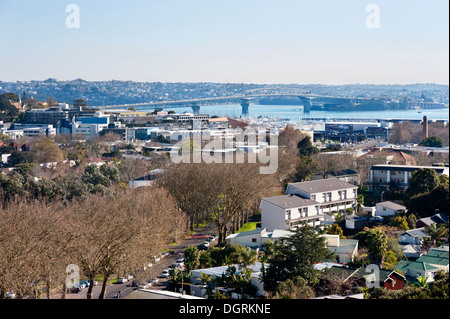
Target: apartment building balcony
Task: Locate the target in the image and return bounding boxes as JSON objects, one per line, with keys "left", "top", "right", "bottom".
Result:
{"left": 286, "top": 214, "right": 324, "bottom": 229}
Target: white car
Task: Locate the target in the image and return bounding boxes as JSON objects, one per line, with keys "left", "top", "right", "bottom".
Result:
{"left": 202, "top": 241, "right": 210, "bottom": 247}
{"left": 117, "top": 277, "right": 128, "bottom": 284}
{"left": 160, "top": 269, "right": 170, "bottom": 278}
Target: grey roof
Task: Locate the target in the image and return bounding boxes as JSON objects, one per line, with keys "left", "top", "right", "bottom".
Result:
{"left": 377, "top": 201, "right": 406, "bottom": 211}
{"left": 287, "top": 178, "right": 357, "bottom": 194}
{"left": 261, "top": 194, "right": 318, "bottom": 209}
{"left": 400, "top": 227, "right": 428, "bottom": 239}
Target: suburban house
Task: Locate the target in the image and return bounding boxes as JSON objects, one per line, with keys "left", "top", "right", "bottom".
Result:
{"left": 189, "top": 262, "right": 266, "bottom": 298}
{"left": 345, "top": 215, "right": 370, "bottom": 231}
{"left": 324, "top": 265, "right": 406, "bottom": 291}
{"left": 375, "top": 201, "right": 407, "bottom": 217}
{"left": 226, "top": 231, "right": 358, "bottom": 264}
{"left": 368, "top": 164, "right": 449, "bottom": 192}
{"left": 358, "top": 149, "right": 417, "bottom": 166}
{"left": 226, "top": 228, "right": 291, "bottom": 249}
{"left": 416, "top": 213, "right": 449, "bottom": 229}
{"left": 394, "top": 246, "right": 449, "bottom": 284}
{"left": 322, "top": 234, "right": 359, "bottom": 264}
{"left": 398, "top": 228, "right": 429, "bottom": 246}
{"left": 128, "top": 169, "right": 164, "bottom": 189}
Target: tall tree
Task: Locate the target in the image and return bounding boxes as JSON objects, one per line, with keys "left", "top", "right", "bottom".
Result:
{"left": 262, "top": 225, "right": 335, "bottom": 292}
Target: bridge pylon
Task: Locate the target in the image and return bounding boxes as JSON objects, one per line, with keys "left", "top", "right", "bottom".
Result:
{"left": 298, "top": 96, "right": 312, "bottom": 113}
{"left": 191, "top": 104, "right": 201, "bottom": 115}
{"left": 241, "top": 98, "right": 252, "bottom": 117}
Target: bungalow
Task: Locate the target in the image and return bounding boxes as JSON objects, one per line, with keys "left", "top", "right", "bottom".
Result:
{"left": 394, "top": 246, "right": 449, "bottom": 284}
{"left": 398, "top": 228, "right": 428, "bottom": 246}
{"left": 226, "top": 231, "right": 358, "bottom": 264}
{"left": 375, "top": 201, "right": 406, "bottom": 217}
{"left": 324, "top": 265, "right": 406, "bottom": 291}
{"left": 416, "top": 213, "right": 449, "bottom": 229}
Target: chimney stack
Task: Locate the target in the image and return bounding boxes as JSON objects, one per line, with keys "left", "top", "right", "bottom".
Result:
{"left": 422, "top": 116, "right": 428, "bottom": 140}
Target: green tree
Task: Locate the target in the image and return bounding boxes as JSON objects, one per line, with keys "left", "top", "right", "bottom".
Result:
{"left": 326, "top": 224, "right": 345, "bottom": 239}
{"left": 366, "top": 229, "right": 388, "bottom": 266}
{"left": 425, "top": 223, "right": 448, "bottom": 246}
{"left": 184, "top": 246, "right": 200, "bottom": 273}
{"left": 391, "top": 216, "right": 409, "bottom": 231}
{"left": 418, "top": 136, "right": 445, "bottom": 148}
{"left": 406, "top": 168, "right": 440, "bottom": 199}
{"left": 297, "top": 136, "right": 319, "bottom": 157}
{"left": 262, "top": 225, "right": 335, "bottom": 292}
{"left": 275, "top": 276, "right": 315, "bottom": 299}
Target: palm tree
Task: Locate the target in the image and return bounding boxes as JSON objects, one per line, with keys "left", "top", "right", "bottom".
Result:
{"left": 237, "top": 247, "right": 258, "bottom": 270}
{"left": 416, "top": 274, "right": 429, "bottom": 287}
{"left": 425, "top": 223, "right": 448, "bottom": 246}
{"left": 366, "top": 229, "right": 388, "bottom": 266}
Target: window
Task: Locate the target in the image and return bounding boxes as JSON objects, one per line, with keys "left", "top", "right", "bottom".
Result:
{"left": 343, "top": 190, "right": 347, "bottom": 199}
{"left": 328, "top": 192, "right": 332, "bottom": 202}
{"left": 286, "top": 210, "right": 291, "bottom": 220}
{"left": 338, "top": 191, "right": 342, "bottom": 200}
{"left": 311, "top": 195, "right": 316, "bottom": 200}
{"left": 322, "top": 193, "right": 327, "bottom": 202}
{"left": 315, "top": 206, "right": 319, "bottom": 215}
{"left": 252, "top": 238, "right": 257, "bottom": 243}
{"left": 303, "top": 207, "right": 308, "bottom": 217}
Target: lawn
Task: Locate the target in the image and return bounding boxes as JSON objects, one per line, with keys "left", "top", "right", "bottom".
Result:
{"left": 236, "top": 222, "right": 257, "bottom": 233}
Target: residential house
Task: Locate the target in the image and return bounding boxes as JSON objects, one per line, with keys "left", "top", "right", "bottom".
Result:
{"left": 375, "top": 201, "right": 406, "bottom": 217}
{"left": 324, "top": 265, "right": 406, "bottom": 291}
{"left": 345, "top": 215, "right": 370, "bottom": 231}
{"left": 394, "top": 246, "right": 449, "bottom": 284}
{"left": 398, "top": 228, "right": 429, "bottom": 246}
{"left": 189, "top": 262, "right": 266, "bottom": 298}
{"left": 416, "top": 213, "right": 449, "bottom": 229}
{"left": 226, "top": 231, "right": 358, "bottom": 264}
{"left": 129, "top": 169, "right": 164, "bottom": 189}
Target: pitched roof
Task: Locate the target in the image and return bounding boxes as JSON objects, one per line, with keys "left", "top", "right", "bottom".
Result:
{"left": 287, "top": 178, "right": 357, "bottom": 195}
{"left": 376, "top": 201, "right": 406, "bottom": 211}
{"left": 261, "top": 194, "right": 318, "bottom": 209}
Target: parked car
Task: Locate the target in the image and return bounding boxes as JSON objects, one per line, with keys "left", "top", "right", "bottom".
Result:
{"left": 202, "top": 241, "right": 210, "bottom": 247}
{"left": 117, "top": 277, "right": 128, "bottom": 284}
{"left": 127, "top": 275, "right": 134, "bottom": 281}
{"left": 160, "top": 269, "right": 170, "bottom": 278}
{"left": 197, "top": 244, "right": 208, "bottom": 251}
{"left": 70, "top": 285, "right": 82, "bottom": 293}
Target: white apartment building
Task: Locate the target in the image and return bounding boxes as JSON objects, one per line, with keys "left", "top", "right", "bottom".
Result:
{"left": 286, "top": 178, "right": 358, "bottom": 215}
{"left": 369, "top": 164, "right": 449, "bottom": 192}
{"left": 260, "top": 178, "right": 358, "bottom": 232}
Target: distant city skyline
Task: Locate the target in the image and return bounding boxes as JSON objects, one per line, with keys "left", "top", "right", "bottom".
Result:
{"left": 0, "top": 0, "right": 448, "bottom": 84}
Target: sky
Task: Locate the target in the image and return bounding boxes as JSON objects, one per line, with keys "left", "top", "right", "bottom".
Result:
{"left": 0, "top": 0, "right": 448, "bottom": 84}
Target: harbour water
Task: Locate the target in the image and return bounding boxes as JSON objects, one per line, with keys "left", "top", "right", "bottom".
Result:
{"left": 146, "top": 104, "right": 449, "bottom": 122}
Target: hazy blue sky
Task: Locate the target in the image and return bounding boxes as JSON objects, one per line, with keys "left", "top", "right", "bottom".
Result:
{"left": 0, "top": 0, "right": 448, "bottom": 84}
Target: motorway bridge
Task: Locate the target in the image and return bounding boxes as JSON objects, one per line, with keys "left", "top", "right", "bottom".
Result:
{"left": 91, "top": 93, "right": 377, "bottom": 116}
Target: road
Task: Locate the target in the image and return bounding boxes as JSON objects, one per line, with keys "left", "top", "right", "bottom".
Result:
{"left": 52, "top": 221, "right": 218, "bottom": 299}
